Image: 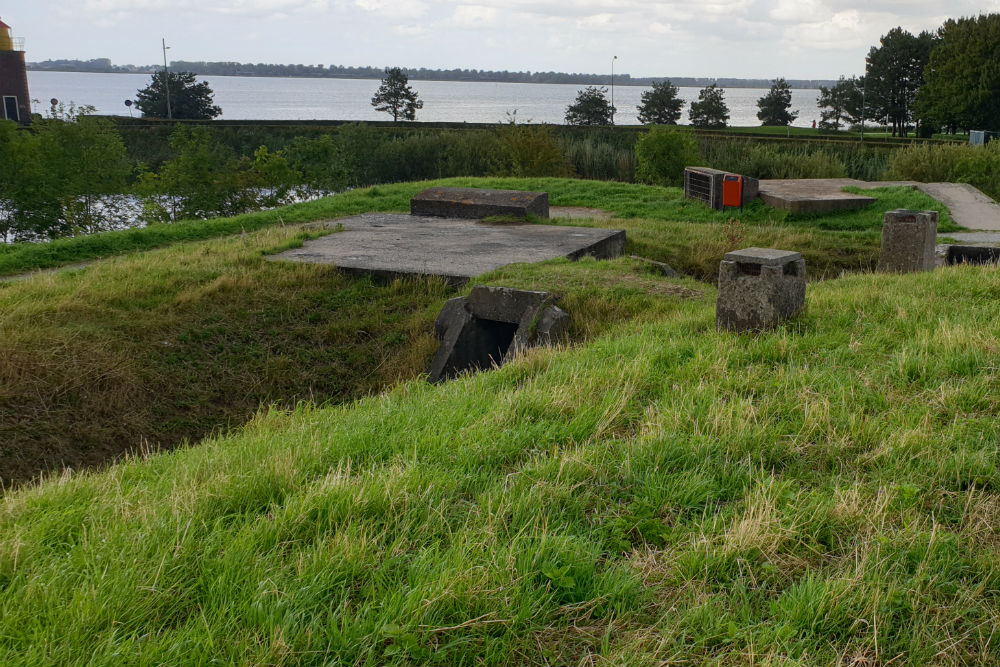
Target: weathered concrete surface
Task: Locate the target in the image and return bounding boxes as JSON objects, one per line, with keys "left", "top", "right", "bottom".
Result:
{"left": 758, "top": 179, "right": 1000, "bottom": 231}
{"left": 878, "top": 209, "right": 938, "bottom": 273}
{"left": 411, "top": 187, "right": 549, "bottom": 219}
{"left": 916, "top": 183, "right": 1000, "bottom": 232}
{"left": 427, "top": 285, "right": 569, "bottom": 383}
{"left": 717, "top": 247, "right": 806, "bottom": 332}
{"left": 941, "top": 232, "right": 1000, "bottom": 244}
{"left": 758, "top": 179, "right": 876, "bottom": 213}
{"left": 270, "top": 213, "right": 625, "bottom": 284}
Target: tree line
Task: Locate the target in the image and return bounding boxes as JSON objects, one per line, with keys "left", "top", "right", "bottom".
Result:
{"left": 27, "top": 57, "right": 835, "bottom": 89}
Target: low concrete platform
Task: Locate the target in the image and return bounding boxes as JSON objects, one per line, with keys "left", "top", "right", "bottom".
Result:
{"left": 758, "top": 179, "right": 876, "bottom": 213}
{"left": 411, "top": 187, "right": 549, "bottom": 219}
{"left": 269, "top": 213, "right": 625, "bottom": 285}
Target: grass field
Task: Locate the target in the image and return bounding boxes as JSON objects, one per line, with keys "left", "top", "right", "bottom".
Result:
{"left": 2, "top": 178, "right": 997, "bottom": 665}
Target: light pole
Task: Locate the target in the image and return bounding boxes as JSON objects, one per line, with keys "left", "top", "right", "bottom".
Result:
{"left": 611, "top": 55, "right": 618, "bottom": 125}
{"left": 162, "top": 38, "right": 172, "bottom": 120}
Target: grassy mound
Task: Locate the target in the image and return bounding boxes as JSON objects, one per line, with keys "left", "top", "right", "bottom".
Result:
{"left": 2, "top": 178, "right": 940, "bottom": 485}
{"left": 1, "top": 263, "right": 998, "bottom": 665}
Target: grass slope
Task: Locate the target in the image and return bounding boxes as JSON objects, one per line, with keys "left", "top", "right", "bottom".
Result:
{"left": 1, "top": 178, "right": 944, "bottom": 485}
{"left": 2, "top": 264, "right": 999, "bottom": 665}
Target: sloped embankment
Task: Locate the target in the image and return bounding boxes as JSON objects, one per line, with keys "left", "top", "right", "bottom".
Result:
{"left": 1, "top": 264, "right": 998, "bottom": 664}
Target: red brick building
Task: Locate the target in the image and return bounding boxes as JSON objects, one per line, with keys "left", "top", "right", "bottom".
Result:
{"left": 0, "top": 17, "right": 31, "bottom": 125}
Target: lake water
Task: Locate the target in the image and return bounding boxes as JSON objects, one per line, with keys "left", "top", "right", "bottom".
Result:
{"left": 27, "top": 70, "right": 824, "bottom": 127}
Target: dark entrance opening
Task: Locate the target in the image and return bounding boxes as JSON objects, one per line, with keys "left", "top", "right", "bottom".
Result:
{"left": 3, "top": 96, "right": 18, "bottom": 123}
{"left": 440, "top": 317, "right": 518, "bottom": 379}
{"left": 946, "top": 245, "right": 1000, "bottom": 266}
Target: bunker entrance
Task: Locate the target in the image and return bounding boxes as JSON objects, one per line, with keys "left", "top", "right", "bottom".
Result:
{"left": 443, "top": 317, "right": 518, "bottom": 377}
{"left": 946, "top": 245, "right": 1000, "bottom": 266}
{"left": 428, "top": 285, "right": 570, "bottom": 383}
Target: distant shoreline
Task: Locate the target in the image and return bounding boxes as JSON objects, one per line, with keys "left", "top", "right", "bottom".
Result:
{"left": 26, "top": 60, "right": 838, "bottom": 90}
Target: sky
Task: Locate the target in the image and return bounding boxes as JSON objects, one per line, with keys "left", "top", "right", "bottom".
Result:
{"left": 4, "top": 0, "right": 999, "bottom": 79}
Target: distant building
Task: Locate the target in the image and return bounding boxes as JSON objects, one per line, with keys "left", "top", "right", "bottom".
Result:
{"left": 0, "top": 17, "right": 31, "bottom": 124}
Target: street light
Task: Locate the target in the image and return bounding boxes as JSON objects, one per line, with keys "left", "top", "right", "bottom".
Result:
{"left": 162, "top": 38, "right": 172, "bottom": 120}
{"left": 611, "top": 55, "right": 618, "bottom": 125}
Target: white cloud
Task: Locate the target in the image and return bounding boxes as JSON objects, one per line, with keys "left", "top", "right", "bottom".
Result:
{"left": 450, "top": 5, "right": 498, "bottom": 27}
{"left": 354, "top": 0, "right": 428, "bottom": 18}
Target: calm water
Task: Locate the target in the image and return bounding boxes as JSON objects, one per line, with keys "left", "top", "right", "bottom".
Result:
{"left": 27, "top": 70, "right": 823, "bottom": 127}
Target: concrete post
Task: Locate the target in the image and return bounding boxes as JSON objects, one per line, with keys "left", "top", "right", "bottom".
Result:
{"left": 877, "top": 209, "right": 938, "bottom": 273}
{"left": 716, "top": 247, "right": 806, "bottom": 332}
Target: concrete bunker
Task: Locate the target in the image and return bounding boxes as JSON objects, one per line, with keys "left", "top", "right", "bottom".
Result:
{"left": 428, "top": 285, "right": 569, "bottom": 383}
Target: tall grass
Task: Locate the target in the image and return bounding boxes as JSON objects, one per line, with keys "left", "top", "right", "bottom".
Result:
{"left": 888, "top": 141, "right": 1000, "bottom": 199}
{"left": 2, "top": 263, "right": 1000, "bottom": 664}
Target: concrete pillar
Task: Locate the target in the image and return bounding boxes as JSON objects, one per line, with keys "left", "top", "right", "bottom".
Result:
{"left": 717, "top": 247, "right": 806, "bottom": 332}
{"left": 877, "top": 209, "right": 938, "bottom": 273}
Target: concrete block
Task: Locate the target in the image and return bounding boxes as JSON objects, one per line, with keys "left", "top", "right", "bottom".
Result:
{"left": 878, "top": 209, "right": 938, "bottom": 273}
{"left": 411, "top": 187, "right": 549, "bottom": 219}
{"left": 427, "top": 285, "right": 569, "bottom": 383}
{"left": 716, "top": 247, "right": 806, "bottom": 332}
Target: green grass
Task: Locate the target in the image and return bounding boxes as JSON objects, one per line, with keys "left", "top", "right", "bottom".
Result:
{"left": 0, "top": 223, "right": 709, "bottom": 486}
{"left": 0, "top": 177, "right": 956, "bottom": 277}
{"left": 0, "top": 178, "right": 958, "bottom": 484}
{"left": 2, "top": 262, "right": 999, "bottom": 664}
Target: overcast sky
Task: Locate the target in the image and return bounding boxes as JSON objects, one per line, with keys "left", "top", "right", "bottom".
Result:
{"left": 5, "top": 0, "right": 998, "bottom": 79}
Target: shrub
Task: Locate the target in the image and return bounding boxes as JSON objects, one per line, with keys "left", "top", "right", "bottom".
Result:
{"left": 491, "top": 123, "right": 573, "bottom": 178}
{"left": 634, "top": 126, "right": 700, "bottom": 186}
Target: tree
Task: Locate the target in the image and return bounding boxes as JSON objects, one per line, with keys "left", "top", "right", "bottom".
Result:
{"left": 637, "top": 80, "right": 684, "bottom": 125}
{"left": 688, "top": 84, "right": 730, "bottom": 128}
{"left": 816, "top": 76, "right": 864, "bottom": 130}
{"left": 370, "top": 67, "right": 423, "bottom": 122}
{"left": 865, "top": 27, "right": 937, "bottom": 136}
{"left": 756, "top": 78, "right": 799, "bottom": 126}
{"left": 916, "top": 14, "right": 1000, "bottom": 133}
{"left": 564, "top": 86, "right": 614, "bottom": 125}
{"left": 134, "top": 71, "right": 222, "bottom": 119}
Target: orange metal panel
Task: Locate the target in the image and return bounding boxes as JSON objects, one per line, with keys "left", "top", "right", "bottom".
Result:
{"left": 722, "top": 174, "right": 743, "bottom": 208}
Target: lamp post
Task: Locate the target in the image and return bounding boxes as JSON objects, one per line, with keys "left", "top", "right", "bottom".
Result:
{"left": 610, "top": 55, "right": 618, "bottom": 125}
{"left": 162, "top": 38, "right": 172, "bottom": 120}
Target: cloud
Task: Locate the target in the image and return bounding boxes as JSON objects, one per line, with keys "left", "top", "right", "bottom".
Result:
{"left": 450, "top": 5, "right": 498, "bottom": 27}
{"left": 354, "top": 0, "right": 428, "bottom": 18}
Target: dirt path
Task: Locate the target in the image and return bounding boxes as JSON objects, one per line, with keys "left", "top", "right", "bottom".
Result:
{"left": 0, "top": 261, "right": 95, "bottom": 285}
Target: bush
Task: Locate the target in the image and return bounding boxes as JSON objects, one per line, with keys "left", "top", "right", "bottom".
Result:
{"left": 634, "top": 126, "right": 700, "bottom": 186}
{"left": 491, "top": 123, "right": 573, "bottom": 178}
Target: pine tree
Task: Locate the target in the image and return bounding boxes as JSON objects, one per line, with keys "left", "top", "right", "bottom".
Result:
{"left": 637, "top": 80, "right": 684, "bottom": 125}
{"left": 688, "top": 84, "right": 729, "bottom": 128}
{"left": 564, "top": 87, "right": 615, "bottom": 125}
{"left": 370, "top": 67, "right": 423, "bottom": 122}
{"left": 756, "top": 78, "right": 798, "bottom": 126}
